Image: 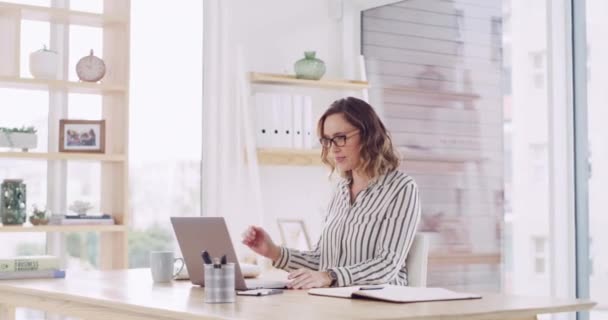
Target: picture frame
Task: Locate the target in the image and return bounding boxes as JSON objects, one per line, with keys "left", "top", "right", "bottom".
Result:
{"left": 59, "top": 119, "right": 105, "bottom": 153}
{"left": 277, "top": 219, "right": 312, "bottom": 251}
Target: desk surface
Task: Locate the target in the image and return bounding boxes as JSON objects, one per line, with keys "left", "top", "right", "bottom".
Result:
{"left": 0, "top": 268, "right": 596, "bottom": 320}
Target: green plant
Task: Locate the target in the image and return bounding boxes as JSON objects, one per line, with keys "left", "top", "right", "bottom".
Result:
{"left": 0, "top": 126, "right": 37, "bottom": 134}
{"left": 31, "top": 204, "right": 48, "bottom": 219}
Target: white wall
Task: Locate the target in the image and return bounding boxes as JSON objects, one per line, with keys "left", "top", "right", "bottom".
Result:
{"left": 206, "top": 0, "right": 364, "bottom": 258}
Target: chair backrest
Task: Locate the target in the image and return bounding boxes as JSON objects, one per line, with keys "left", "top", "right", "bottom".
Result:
{"left": 405, "top": 233, "right": 429, "bottom": 287}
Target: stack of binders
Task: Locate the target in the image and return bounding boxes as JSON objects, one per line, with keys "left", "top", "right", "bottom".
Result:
{"left": 0, "top": 255, "right": 65, "bottom": 280}
{"left": 254, "top": 93, "right": 316, "bottom": 149}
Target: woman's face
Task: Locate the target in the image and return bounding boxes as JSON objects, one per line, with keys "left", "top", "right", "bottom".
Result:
{"left": 322, "top": 113, "right": 361, "bottom": 172}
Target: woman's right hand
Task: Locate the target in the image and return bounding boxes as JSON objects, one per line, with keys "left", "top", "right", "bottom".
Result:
{"left": 241, "top": 226, "right": 281, "bottom": 261}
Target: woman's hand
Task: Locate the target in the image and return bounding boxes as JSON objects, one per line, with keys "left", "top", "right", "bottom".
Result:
{"left": 241, "top": 226, "right": 281, "bottom": 261}
{"left": 287, "top": 269, "right": 332, "bottom": 289}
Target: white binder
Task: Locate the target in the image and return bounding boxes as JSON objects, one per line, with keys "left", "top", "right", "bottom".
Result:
{"left": 254, "top": 93, "right": 269, "bottom": 148}
{"left": 280, "top": 94, "right": 293, "bottom": 148}
{"left": 303, "top": 96, "right": 314, "bottom": 149}
{"left": 269, "top": 94, "right": 282, "bottom": 148}
{"left": 292, "top": 95, "right": 304, "bottom": 149}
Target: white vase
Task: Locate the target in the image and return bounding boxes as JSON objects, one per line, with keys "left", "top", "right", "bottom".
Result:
{"left": 29, "top": 45, "right": 59, "bottom": 80}
{"left": 0, "top": 132, "right": 38, "bottom": 151}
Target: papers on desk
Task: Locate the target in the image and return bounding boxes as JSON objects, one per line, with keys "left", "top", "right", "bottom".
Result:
{"left": 308, "top": 285, "right": 481, "bottom": 303}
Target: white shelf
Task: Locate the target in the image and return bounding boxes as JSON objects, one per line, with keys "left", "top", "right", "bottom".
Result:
{"left": 0, "top": 224, "right": 127, "bottom": 233}
{"left": 0, "top": 76, "right": 126, "bottom": 94}
{"left": 0, "top": 151, "right": 125, "bottom": 162}
{"left": 0, "top": 2, "right": 127, "bottom": 27}
{"left": 250, "top": 72, "right": 369, "bottom": 90}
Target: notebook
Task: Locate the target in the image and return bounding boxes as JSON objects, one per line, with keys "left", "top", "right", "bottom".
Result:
{"left": 308, "top": 285, "right": 481, "bottom": 303}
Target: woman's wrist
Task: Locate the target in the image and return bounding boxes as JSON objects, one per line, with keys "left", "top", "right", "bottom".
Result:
{"left": 269, "top": 244, "right": 281, "bottom": 262}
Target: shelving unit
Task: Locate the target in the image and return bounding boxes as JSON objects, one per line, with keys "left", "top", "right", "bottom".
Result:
{"left": 0, "top": 76, "right": 126, "bottom": 94}
{"left": 256, "top": 148, "right": 482, "bottom": 166}
{"left": 250, "top": 72, "right": 369, "bottom": 166}
{"left": 0, "top": 151, "right": 125, "bottom": 162}
{"left": 0, "top": 1, "right": 130, "bottom": 270}
{"left": 257, "top": 148, "right": 322, "bottom": 166}
{"left": 250, "top": 72, "right": 369, "bottom": 90}
{"left": 0, "top": 1, "right": 127, "bottom": 27}
{"left": 0, "top": 224, "right": 127, "bottom": 233}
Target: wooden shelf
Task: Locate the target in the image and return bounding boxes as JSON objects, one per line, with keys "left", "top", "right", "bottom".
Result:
{"left": 0, "top": 151, "right": 125, "bottom": 162}
{"left": 250, "top": 72, "right": 369, "bottom": 90}
{"left": 0, "top": 2, "right": 126, "bottom": 27}
{"left": 257, "top": 148, "right": 322, "bottom": 166}
{"left": 384, "top": 86, "right": 480, "bottom": 101}
{"left": 256, "top": 148, "right": 482, "bottom": 166}
{"left": 0, "top": 76, "right": 126, "bottom": 94}
{"left": 0, "top": 224, "right": 127, "bottom": 233}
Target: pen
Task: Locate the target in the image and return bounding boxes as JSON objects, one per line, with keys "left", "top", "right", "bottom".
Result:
{"left": 360, "top": 286, "right": 384, "bottom": 290}
{"left": 220, "top": 254, "right": 227, "bottom": 265}
{"left": 201, "top": 250, "right": 213, "bottom": 265}
{"left": 213, "top": 257, "right": 221, "bottom": 269}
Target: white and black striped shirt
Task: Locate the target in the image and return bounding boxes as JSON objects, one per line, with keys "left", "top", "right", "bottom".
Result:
{"left": 273, "top": 170, "right": 421, "bottom": 287}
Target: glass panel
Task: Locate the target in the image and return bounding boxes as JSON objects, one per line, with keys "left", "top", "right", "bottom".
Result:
{"left": 362, "top": 0, "right": 554, "bottom": 297}
{"left": 128, "top": 0, "right": 202, "bottom": 268}
{"left": 586, "top": 0, "right": 608, "bottom": 318}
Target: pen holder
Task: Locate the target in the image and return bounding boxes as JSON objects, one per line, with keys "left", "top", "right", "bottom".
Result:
{"left": 204, "top": 263, "right": 235, "bottom": 303}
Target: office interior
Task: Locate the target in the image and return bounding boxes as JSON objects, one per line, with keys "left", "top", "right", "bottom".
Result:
{"left": 0, "top": 0, "right": 605, "bottom": 319}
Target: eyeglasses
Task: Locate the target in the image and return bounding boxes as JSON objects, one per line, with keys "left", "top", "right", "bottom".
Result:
{"left": 319, "top": 130, "right": 359, "bottom": 148}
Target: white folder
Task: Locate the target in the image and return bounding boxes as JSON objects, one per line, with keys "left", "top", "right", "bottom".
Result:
{"left": 280, "top": 94, "right": 293, "bottom": 148}
{"left": 254, "top": 93, "right": 269, "bottom": 148}
{"left": 292, "top": 95, "right": 304, "bottom": 149}
{"left": 270, "top": 94, "right": 282, "bottom": 148}
{"left": 303, "top": 96, "right": 314, "bottom": 149}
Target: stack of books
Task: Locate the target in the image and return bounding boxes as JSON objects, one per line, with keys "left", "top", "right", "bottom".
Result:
{"left": 0, "top": 255, "right": 65, "bottom": 280}
{"left": 49, "top": 214, "right": 115, "bottom": 225}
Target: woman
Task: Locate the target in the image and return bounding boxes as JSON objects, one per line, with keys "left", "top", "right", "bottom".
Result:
{"left": 242, "top": 97, "right": 421, "bottom": 289}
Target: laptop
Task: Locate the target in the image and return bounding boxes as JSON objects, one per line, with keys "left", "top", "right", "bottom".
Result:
{"left": 170, "top": 217, "right": 288, "bottom": 290}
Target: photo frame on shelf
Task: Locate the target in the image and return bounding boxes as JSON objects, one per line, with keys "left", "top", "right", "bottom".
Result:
{"left": 277, "top": 218, "right": 312, "bottom": 251}
{"left": 59, "top": 119, "right": 105, "bottom": 153}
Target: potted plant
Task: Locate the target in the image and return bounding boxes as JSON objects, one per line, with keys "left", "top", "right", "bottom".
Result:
{"left": 29, "top": 204, "right": 50, "bottom": 225}
{"left": 69, "top": 200, "right": 93, "bottom": 216}
{"left": 0, "top": 126, "right": 38, "bottom": 151}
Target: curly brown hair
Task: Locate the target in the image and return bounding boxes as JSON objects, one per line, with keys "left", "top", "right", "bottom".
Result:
{"left": 317, "top": 97, "right": 400, "bottom": 180}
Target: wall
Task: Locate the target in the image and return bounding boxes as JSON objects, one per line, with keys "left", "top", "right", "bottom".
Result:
{"left": 204, "top": 0, "right": 361, "bottom": 258}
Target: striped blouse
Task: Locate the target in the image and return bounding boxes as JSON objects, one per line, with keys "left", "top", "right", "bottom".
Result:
{"left": 273, "top": 170, "right": 421, "bottom": 287}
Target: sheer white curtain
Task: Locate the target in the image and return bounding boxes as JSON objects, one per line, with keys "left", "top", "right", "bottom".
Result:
{"left": 202, "top": 0, "right": 264, "bottom": 259}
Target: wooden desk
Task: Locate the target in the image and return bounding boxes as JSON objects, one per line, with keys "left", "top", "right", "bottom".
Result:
{"left": 0, "top": 269, "right": 595, "bottom": 320}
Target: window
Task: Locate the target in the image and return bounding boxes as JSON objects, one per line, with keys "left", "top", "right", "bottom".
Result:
{"left": 529, "top": 51, "right": 545, "bottom": 89}
{"left": 127, "top": 0, "right": 203, "bottom": 268}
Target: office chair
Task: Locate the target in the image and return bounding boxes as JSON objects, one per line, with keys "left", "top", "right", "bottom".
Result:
{"left": 405, "top": 233, "right": 429, "bottom": 287}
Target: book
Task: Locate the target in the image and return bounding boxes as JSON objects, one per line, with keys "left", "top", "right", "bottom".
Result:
{"left": 0, "top": 255, "right": 60, "bottom": 272}
{"left": 308, "top": 285, "right": 481, "bottom": 303}
{"left": 49, "top": 214, "right": 115, "bottom": 225}
{"left": 0, "top": 269, "right": 65, "bottom": 280}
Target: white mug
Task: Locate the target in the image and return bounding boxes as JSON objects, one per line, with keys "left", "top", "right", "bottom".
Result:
{"left": 150, "top": 251, "right": 184, "bottom": 283}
